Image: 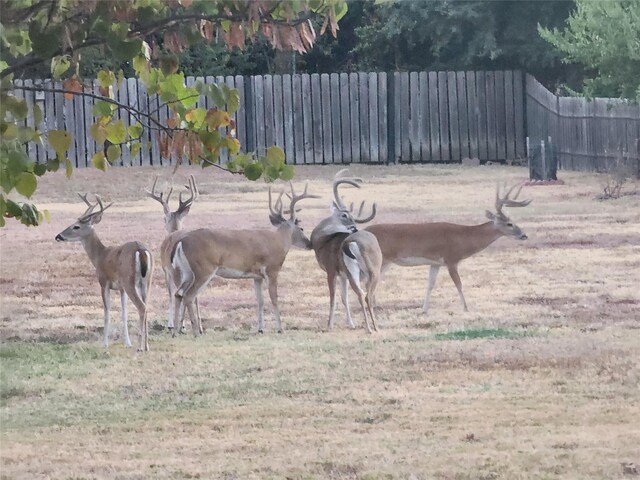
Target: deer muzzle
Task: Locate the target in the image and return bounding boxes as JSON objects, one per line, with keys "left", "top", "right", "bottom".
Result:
{"left": 55, "top": 234, "right": 66, "bottom": 242}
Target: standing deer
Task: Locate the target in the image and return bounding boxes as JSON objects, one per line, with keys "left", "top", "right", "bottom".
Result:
{"left": 170, "top": 182, "right": 318, "bottom": 335}
{"left": 366, "top": 183, "right": 531, "bottom": 314}
{"left": 147, "top": 175, "right": 199, "bottom": 331}
{"left": 310, "top": 170, "right": 379, "bottom": 331}
{"left": 55, "top": 194, "right": 153, "bottom": 351}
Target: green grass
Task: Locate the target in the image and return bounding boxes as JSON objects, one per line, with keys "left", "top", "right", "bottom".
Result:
{"left": 434, "top": 327, "right": 534, "bottom": 341}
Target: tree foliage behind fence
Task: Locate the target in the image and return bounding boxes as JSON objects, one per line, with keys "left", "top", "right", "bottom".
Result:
{"left": 14, "top": 71, "right": 639, "bottom": 174}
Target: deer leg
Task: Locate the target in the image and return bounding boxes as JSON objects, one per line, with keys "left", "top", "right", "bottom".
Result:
{"left": 267, "top": 273, "right": 283, "bottom": 333}
{"left": 184, "top": 299, "right": 200, "bottom": 338}
{"left": 338, "top": 274, "right": 354, "bottom": 328}
{"left": 327, "top": 272, "right": 337, "bottom": 330}
{"left": 367, "top": 276, "right": 379, "bottom": 332}
{"left": 447, "top": 264, "right": 468, "bottom": 312}
{"left": 343, "top": 257, "right": 372, "bottom": 333}
{"left": 195, "top": 297, "right": 203, "bottom": 335}
{"left": 172, "top": 294, "right": 185, "bottom": 338}
{"left": 101, "top": 282, "right": 111, "bottom": 348}
{"left": 422, "top": 265, "right": 441, "bottom": 314}
{"left": 124, "top": 285, "right": 149, "bottom": 352}
{"left": 120, "top": 290, "right": 132, "bottom": 348}
{"left": 254, "top": 278, "right": 265, "bottom": 333}
{"left": 164, "top": 268, "right": 175, "bottom": 330}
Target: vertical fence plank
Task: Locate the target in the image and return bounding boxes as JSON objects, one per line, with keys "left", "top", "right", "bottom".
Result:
{"left": 81, "top": 82, "right": 96, "bottom": 167}
{"left": 466, "top": 71, "right": 479, "bottom": 160}
{"left": 349, "top": 73, "right": 361, "bottom": 162}
{"left": 273, "top": 74, "right": 285, "bottom": 153}
{"left": 447, "top": 71, "right": 460, "bottom": 161}
{"left": 253, "top": 75, "right": 266, "bottom": 157}
{"left": 437, "top": 72, "right": 450, "bottom": 161}
{"left": 311, "top": 73, "right": 323, "bottom": 164}
{"left": 378, "top": 72, "right": 388, "bottom": 165}
{"left": 127, "top": 78, "right": 141, "bottom": 166}
{"left": 456, "top": 71, "right": 470, "bottom": 159}
{"left": 393, "top": 72, "right": 401, "bottom": 162}
{"left": 281, "top": 74, "right": 294, "bottom": 164}
{"left": 484, "top": 72, "right": 497, "bottom": 160}
{"left": 330, "top": 73, "right": 343, "bottom": 163}
{"left": 116, "top": 78, "right": 130, "bottom": 166}
{"left": 513, "top": 71, "right": 525, "bottom": 159}
{"left": 214, "top": 75, "right": 229, "bottom": 164}
{"left": 62, "top": 81, "right": 77, "bottom": 165}
{"left": 358, "top": 72, "right": 370, "bottom": 163}
{"left": 301, "top": 74, "right": 314, "bottom": 164}
{"left": 43, "top": 81, "right": 57, "bottom": 162}
{"left": 494, "top": 71, "right": 506, "bottom": 160}
{"left": 503, "top": 71, "right": 516, "bottom": 161}
{"left": 321, "top": 73, "right": 333, "bottom": 164}
{"left": 418, "top": 72, "right": 430, "bottom": 161}
{"left": 135, "top": 79, "right": 151, "bottom": 166}
{"left": 368, "top": 72, "right": 379, "bottom": 163}
{"left": 263, "top": 75, "right": 275, "bottom": 153}
{"left": 408, "top": 72, "right": 420, "bottom": 162}
{"left": 428, "top": 72, "right": 441, "bottom": 161}
{"left": 234, "top": 75, "right": 247, "bottom": 153}
{"left": 339, "top": 73, "right": 351, "bottom": 163}
{"left": 476, "top": 73, "right": 488, "bottom": 161}
{"left": 399, "top": 72, "right": 410, "bottom": 161}
{"left": 292, "top": 74, "right": 305, "bottom": 164}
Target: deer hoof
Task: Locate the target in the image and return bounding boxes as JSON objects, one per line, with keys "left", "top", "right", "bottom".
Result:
{"left": 258, "top": 329, "right": 264, "bottom": 334}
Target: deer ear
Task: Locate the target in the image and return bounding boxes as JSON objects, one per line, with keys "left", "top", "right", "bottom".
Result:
{"left": 330, "top": 201, "right": 339, "bottom": 213}
{"left": 177, "top": 205, "right": 191, "bottom": 218}
{"left": 485, "top": 210, "right": 496, "bottom": 221}
{"left": 269, "top": 213, "right": 284, "bottom": 227}
{"left": 88, "top": 212, "right": 104, "bottom": 225}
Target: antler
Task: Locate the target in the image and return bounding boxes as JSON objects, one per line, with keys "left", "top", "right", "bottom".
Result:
{"left": 77, "top": 193, "right": 112, "bottom": 221}
{"left": 268, "top": 187, "right": 285, "bottom": 218}
{"left": 287, "top": 182, "right": 320, "bottom": 220}
{"left": 146, "top": 176, "right": 173, "bottom": 214}
{"left": 495, "top": 182, "right": 531, "bottom": 216}
{"left": 177, "top": 175, "right": 199, "bottom": 214}
{"left": 332, "top": 169, "right": 376, "bottom": 223}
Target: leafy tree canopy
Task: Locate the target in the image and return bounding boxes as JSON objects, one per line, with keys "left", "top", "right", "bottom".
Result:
{"left": 0, "top": 0, "right": 347, "bottom": 227}
{"left": 539, "top": 0, "right": 640, "bottom": 100}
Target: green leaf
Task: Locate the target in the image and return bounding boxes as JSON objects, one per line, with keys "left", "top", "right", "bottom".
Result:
{"left": 106, "top": 145, "right": 121, "bottom": 163}
{"left": 93, "top": 101, "right": 115, "bottom": 117}
{"left": 33, "top": 163, "right": 47, "bottom": 176}
{"left": 130, "top": 143, "right": 142, "bottom": 159}
{"left": 128, "top": 123, "right": 143, "bottom": 139}
{"left": 46, "top": 157, "right": 60, "bottom": 172}
{"left": 5, "top": 199, "right": 22, "bottom": 217}
{"left": 51, "top": 55, "right": 71, "bottom": 79}
{"left": 97, "top": 70, "right": 115, "bottom": 89}
{"left": 209, "top": 84, "right": 226, "bottom": 108}
{"left": 20, "top": 203, "right": 39, "bottom": 226}
{"left": 265, "top": 146, "right": 286, "bottom": 167}
{"left": 106, "top": 120, "right": 127, "bottom": 144}
{"left": 43, "top": 209, "right": 51, "bottom": 223}
{"left": 280, "top": 165, "right": 295, "bottom": 181}
{"left": 227, "top": 89, "right": 240, "bottom": 115}
{"left": 65, "top": 158, "right": 73, "bottom": 179}
{"left": 92, "top": 152, "right": 108, "bottom": 171}
{"left": 244, "top": 163, "right": 263, "bottom": 181}
{"left": 90, "top": 123, "right": 108, "bottom": 144}
{"left": 15, "top": 172, "right": 37, "bottom": 198}
{"left": 48, "top": 130, "right": 72, "bottom": 157}
{"left": 33, "top": 103, "right": 43, "bottom": 126}
{"left": 9, "top": 98, "right": 28, "bottom": 120}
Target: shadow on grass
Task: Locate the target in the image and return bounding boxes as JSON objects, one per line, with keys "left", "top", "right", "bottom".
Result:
{"left": 434, "top": 328, "right": 534, "bottom": 341}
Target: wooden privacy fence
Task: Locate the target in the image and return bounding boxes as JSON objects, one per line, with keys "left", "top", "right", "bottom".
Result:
{"left": 14, "top": 70, "right": 526, "bottom": 167}
{"left": 526, "top": 75, "right": 640, "bottom": 174}
{"left": 14, "top": 71, "right": 640, "bottom": 173}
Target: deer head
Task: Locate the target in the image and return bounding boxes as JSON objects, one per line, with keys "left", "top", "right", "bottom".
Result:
{"left": 269, "top": 182, "right": 319, "bottom": 250}
{"left": 485, "top": 182, "right": 531, "bottom": 240}
{"left": 55, "top": 193, "right": 113, "bottom": 242}
{"left": 147, "top": 175, "right": 199, "bottom": 233}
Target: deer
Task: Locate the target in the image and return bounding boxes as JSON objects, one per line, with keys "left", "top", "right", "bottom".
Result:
{"left": 147, "top": 175, "right": 199, "bottom": 331}
{"left": 365, "top": 182, "right": 531, "bottom": 315}
{"left": 169, "top": 182, "right": 318, "bottom": 336}
{"left": 310, "top": 169, "right": 379, "bottom": 331}
{"left": 55, "top": 194, "right": 153, "bottom": 351}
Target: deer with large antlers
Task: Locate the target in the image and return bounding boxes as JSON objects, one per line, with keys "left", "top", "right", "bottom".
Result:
{"left": 55, "top": 194, "right": 153, "bottom": 351}
{"left": 366, "top": 183, "right": 531, "bottom": 314}
{"left": 147, "top": 175, "right": 199, "bottom": 331}
{"left": 169, "top": 182, "right": 318, "bottom": 335}
{"left": 310, "top": 170, "right": 380, "bottom": 331}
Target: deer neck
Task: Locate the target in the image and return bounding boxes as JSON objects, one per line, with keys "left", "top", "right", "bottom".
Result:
{"left": 462, "top": 222, "right": 504, "bottom": 257}
{"left": 81, "top": 229, "right": 107, "bottom": 269}
{"left": 276, "top": 222, "right": 294, "bottom": 252}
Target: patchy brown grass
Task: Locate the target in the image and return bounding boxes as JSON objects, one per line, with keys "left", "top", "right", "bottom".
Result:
{"left": 1, "top": 164, "right": 639, "bottom": 479}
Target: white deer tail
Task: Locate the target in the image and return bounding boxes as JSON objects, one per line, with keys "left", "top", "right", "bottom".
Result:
{"left": 171, "top": 241, "right": 195, "bottom": 298}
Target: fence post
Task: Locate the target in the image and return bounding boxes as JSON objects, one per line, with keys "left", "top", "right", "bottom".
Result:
{"left": 386, "top": 72, "right": 396, "bottom": 165}
{"left": 540, "top": 139, "right": 546, "bottom": 180}
{"left": 244, "top": 77, "right": 255, "bottom": 153}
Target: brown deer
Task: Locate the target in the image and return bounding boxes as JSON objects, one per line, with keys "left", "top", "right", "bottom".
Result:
{"left": 310, "top": 170, "right": 379, "bottom": 330}
{"left": 366, "top": 183, "right": 531, "bottom": 314}
{"left": 147, "top": 175, "right": 199, "bottom": 331}
{"left": 170, "top": 182, "right": 318, "bottom": 335}
{"left": 55, "top": 194, "right": 153, "bottom": 351}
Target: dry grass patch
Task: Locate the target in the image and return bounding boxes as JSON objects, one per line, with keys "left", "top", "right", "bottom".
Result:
{"left": 1, "top": 164, "right": 640, "bottom": 479}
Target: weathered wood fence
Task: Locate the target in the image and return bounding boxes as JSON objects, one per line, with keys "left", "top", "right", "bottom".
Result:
{"left": 526, "top": 74, "right": 640, "bottom": 174}
{"left": 13, "top": 71, "right": 640, "bottom": 173}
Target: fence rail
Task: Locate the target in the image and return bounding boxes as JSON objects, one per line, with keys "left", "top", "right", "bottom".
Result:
{"left": 13, "top": 71, "right": 640, "bottom": 174}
